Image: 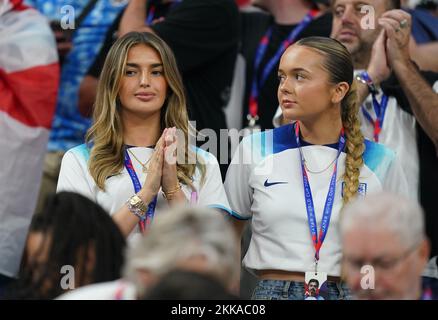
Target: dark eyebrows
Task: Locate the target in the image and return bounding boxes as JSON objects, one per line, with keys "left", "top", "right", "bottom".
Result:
{"left": 334, "top": 1, "right": 368, "bottom": 8}
{"left": 126, "top": 62, "right": 163, "bottom": 68}
{"left": 278, "top": 67, "right": 311, "bottom": 74}
{"left": 354, "top": 2, "right": 369, "bottom": 9}
{"left": 151, "top": 63, "right": 164, "bottom": 68}
{"left": 126, "top": 63, "right": 139, "bottom": 69}
{"left": 332, "top": 2, "right": 344, "bottom": 9}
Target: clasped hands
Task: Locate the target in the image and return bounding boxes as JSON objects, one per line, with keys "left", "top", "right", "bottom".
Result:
{"left": 137, "top": 127, "right": 183, "bottom": 202}
{"left": 367, "top": 9, "right": 412, "bottom": 85}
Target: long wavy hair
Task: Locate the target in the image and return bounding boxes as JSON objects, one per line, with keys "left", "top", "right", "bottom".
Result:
{"left": 86, "top": 32, "right": 205, "bottom": 191}
{"left": 295, "top": 37, "right": 365, "bottom": 205}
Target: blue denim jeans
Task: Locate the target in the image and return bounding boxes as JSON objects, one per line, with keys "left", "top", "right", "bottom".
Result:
{"left": 252, "top": 279, "right": 352, "bottom": 300}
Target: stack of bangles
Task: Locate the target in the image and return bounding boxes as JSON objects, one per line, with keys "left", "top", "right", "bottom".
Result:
{"left": 162, "top": 184, "right": 181, "bottom": 200}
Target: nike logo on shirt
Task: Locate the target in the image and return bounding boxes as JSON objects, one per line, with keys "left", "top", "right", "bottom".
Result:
{"left": 264, "top": 179, "right": 288, "bottom": 187}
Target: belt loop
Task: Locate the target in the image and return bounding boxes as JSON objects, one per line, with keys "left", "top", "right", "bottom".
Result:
{"left": 282, "top": 280, "right": 291, "bottom": 299}
{"left": 336, "top": 281, "right": 346, "bottom": 300}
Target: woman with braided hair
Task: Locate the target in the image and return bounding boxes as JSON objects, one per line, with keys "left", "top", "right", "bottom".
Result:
{"left": 224, "top": 36, "right": 408, "bottom": 300}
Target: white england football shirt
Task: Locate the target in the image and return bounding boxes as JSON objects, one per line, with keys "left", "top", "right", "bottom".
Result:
{"left": 273, "top": 78, "right": 438, "bottom": 202}
{"left": 57, "top": 144, "right": 231, "bottom": 243}
{"left": 225, "top": 124, "right": 409, "bottom": 277}
{"left": 359, "top": 91, "right": 418, "bottom": 201}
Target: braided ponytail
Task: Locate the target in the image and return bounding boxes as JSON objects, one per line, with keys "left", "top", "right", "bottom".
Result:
{"left": 295, "top": 37, "right": 365, "bottom": 205}
{"left": 292, "top": 37, "right": 366, "bottom": 282}
{"left": 341, "top": 80, "right": 365, "bottom": 205}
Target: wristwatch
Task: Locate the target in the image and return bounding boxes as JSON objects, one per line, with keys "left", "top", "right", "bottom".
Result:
{"left": 356, "top": 71, "right": 378, "bottom": 95}
{"left": 126, "top": 194, "right": 147, "bottom": 220}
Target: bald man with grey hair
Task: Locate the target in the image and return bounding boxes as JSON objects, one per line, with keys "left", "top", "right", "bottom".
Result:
{"left": 340, "top": 193, "right": 430, "bottom": 300}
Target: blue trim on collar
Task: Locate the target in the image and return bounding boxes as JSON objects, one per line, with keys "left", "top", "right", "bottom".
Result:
{"left": 208, "top": 205, "right": 251, "bottom": 221}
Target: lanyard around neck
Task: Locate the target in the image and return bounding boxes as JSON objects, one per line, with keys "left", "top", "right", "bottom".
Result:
{"left": 294, "top": 122, "right": 345, "bottom": 267}
{"left": 146, "top": 0, "right": 182, "bottom": 25}
{"left": 361, "top": 93, "right": 388, "bottom": 142}
{"left": 124, "top": 148, "right": 199, "bottom": 232}
{"left": 124, "top": 150, "right": 157, "bottom": 233}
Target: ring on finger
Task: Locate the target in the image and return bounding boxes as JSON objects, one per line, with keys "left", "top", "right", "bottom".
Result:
{"left": 400, "top": 19, "right": 408, "bottom": 28}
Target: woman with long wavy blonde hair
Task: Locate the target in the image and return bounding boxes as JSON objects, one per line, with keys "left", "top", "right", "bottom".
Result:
{"left": 57, "top": 32, "right": 231, "bottom": 238}
{"left": 225, "top": 37, "right": 408, "bottom": 300}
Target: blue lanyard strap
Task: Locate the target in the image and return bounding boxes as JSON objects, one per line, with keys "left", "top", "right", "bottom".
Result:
{"left": 248, "top": 10, "right": 319, "bottom": 123}
{"left": 294, "top": 122, "right": 345, "bottom": 262}
{"left": 146, "top": 0, "right": 182, "bottom": 25}
{"left": 361, "top": 93, "right": 388, "bottom": 142}
{"left": 124, "top": 150, "right": 158, "bottom": 232}
{"left": 146, "top": 5, "right": 156, "bottom": 25}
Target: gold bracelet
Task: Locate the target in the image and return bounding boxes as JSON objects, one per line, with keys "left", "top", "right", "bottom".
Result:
{"left": 162, "top": 184, "right": 181, "bottom": 200}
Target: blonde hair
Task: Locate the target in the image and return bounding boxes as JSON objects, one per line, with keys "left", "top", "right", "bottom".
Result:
{"left": 295, "top": 37, "right": 365, "bottom": 205}
{"left": 86, "top": 32, "right": 205, "bottom": 191}
{"left": 124, "top": 206, "right": 239, "bottom": 296}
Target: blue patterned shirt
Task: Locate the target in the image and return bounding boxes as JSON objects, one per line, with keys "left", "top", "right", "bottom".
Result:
{"left": 25, "top": 0, "right": 127, "bottom": 151}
